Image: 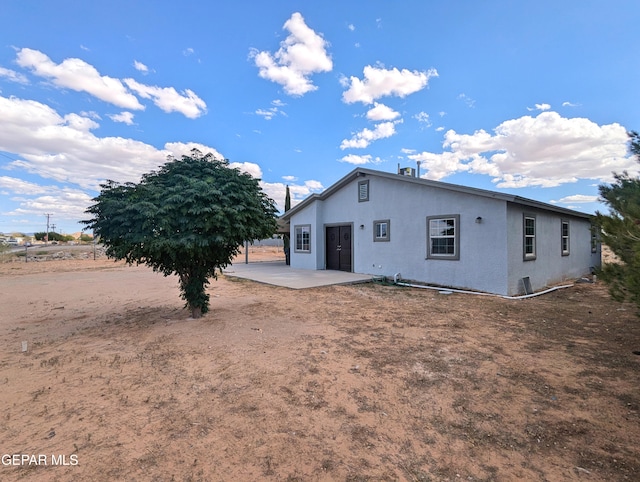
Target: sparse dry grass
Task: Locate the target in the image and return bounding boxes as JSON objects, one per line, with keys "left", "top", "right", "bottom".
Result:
{"left": 0, "top": 249, "right": 638, "bottom": 481}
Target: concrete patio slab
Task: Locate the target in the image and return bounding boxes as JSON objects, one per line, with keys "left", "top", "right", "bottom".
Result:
{"left": 223, "top": 261, "right": 373, "bottom": 289}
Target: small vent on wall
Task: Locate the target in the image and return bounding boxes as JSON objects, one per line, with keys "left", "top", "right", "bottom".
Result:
{"left": 521, "top": 277, "right": 533, "bottom": 295}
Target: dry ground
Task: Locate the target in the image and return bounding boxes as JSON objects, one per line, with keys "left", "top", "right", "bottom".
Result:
{"left": 0, "top": 246, "right": 639, "bottom": 481}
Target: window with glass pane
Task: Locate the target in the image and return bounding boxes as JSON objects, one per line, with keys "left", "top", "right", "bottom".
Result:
{"left": 591, "top": 225, "right": 599, "bottom": 253}
{"left": 524, "top": 215, "right": 536, "bottom": 259}
{"left": 373, "top": 219, "right": 390, "bottom": 242}
{"left": 427, "top": 216, "right": 459, "bottom": 259}
{"left": 561, "top": 221, "right": 570, "bottom": 255}
{"left": 295, "top": 225, "right": 310, "bottom": 252}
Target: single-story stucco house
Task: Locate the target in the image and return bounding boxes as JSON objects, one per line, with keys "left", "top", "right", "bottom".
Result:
{"left": 280, "top": 167, "right": 601, "bottom": 296}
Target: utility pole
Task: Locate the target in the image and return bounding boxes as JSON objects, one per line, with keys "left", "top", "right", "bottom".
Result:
{"left": 44, "top": 213, "right": 52, "bottom": 245}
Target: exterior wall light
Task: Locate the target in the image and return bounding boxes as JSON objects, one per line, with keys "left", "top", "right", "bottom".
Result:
{"left": 475, "top": 216, "right": 483, "bottom": 224}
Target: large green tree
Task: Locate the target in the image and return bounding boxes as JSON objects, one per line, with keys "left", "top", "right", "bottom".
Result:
{"left": 593, "top": 131, "right": 640, "bottom": 312}
{"left": 83, "top": 151, "right": 278, "bottom": 318}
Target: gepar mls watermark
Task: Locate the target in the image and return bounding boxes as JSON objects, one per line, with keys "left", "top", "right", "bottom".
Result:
{"left": 2, "top": 454, "right": 79, "bottom": 466}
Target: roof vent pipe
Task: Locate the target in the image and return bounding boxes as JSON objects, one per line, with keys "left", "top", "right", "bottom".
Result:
{"left": 394, "top": 273, "right": 402, "bottom": 283}
{"left": 417, "top": 160, "right": 421, "bottom": 178}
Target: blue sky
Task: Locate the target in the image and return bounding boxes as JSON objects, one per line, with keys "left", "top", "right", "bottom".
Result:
{"left": 1, "top": 0, "right": 639, "bottom": 235}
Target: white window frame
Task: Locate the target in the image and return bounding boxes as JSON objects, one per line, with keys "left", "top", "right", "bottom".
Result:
{"left": 373, "top": 219, "right": 390, "bottom": 242}
{"left": 294, "top": 224, "right": 311, "bottom": 253}
{"left": 561, "top": 220, "right": 570, "bottom": 256}
{"left": 426, "top": 215, "right": 460, "bottom": 260}
{"left": 523, "top": 214, "right": 536, "bottom": 261}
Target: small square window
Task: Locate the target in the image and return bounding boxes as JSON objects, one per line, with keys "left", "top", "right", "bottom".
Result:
{"left": 373, "top": 219, "right": 390, "bottom": 242}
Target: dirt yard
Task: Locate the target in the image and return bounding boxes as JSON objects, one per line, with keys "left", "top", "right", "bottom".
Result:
{"left": 0, "top": 245, "right": 639, "bottom": 481}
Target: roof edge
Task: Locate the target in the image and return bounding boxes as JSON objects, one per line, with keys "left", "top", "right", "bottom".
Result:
{"left": 280, "top": 167, "right": 593, "bottom": 221}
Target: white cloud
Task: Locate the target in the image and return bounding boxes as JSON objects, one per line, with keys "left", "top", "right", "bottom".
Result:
{"left": 527, "top": 103, "right": 551, "bottom": 112}
{"left": 562, "top": 101, "right": 581, "bottom": 107}
{"left": 255, "top": 104, "right": 287, "bottom": 120}
{"left": 339, "top": 154, "right": 383, "bottom": 165}
{"left": 14, "top": 48, "right": 206, "bottom": 118}
{"left": 552, "top": 194, "right": 599, "bottom": 204}
{"left": 348, "top": 24, "right": 355, "bottom": 31}
{"left": 164, "top": 142, "right": 223, "bottom": 160}
{"left": 124, "top": 78, "right": 207, "bottom": 119}
{"left": 340, "top": 121, "right": 398, "bottom": 149}
{"left": 343, "top": 66, "right": 438, "bottom": 104}
{"left": 108, "top": 111, "right": 135, "bottom": 125}
{"left": 3, "top": 189, "right": 94, "bottom": 221}
{"left": 183, "top": 48, "right": 195, "bottom": 57}
{"left": 304, "top": 180, "right": 323, "bottom": 190}
{"left": 64, "top": 113, "right": 100, "bottom": 131}
{"left": 80, "top": 110, "right": 101, "bottom": 120}
{"left": 251, "top": 12, "right": 332, "bottom": 96}
{"left": 282, "top": 175, "right": 298, "bottom": 182}
{"left": 408, "top": 150, "right": 470, "bottom": 181}
{"left": 340, "top": 154, "right": 371, "bottom": 165}
{"left": 16, "top": 48, "right": 144, "bottom": 110}
{"left": 255, "top": 108, "right": 278, "bottom": 120}
{"left": 0, "top": 175, "right": 96, "bottom": 222}
{"left": 0, "top": 176, "right": 52, "bottom": 195}
{"left": 408, "top": 111, "right": 637, "bottom": 187}
{"left": 414, "top": 111, "right": 432, "bottom": 128}
{"left": 0, "top": 95, "right": 219, "bottom": 193}
{"left": 457, "top": 93, "right": 475, "bottom": 108}
{"left": 0, "top": 95, "right": 250, "bottom": 227}
{"left": 260, "top": 179, "right": 323, "bottom": 211}
{"left": 0, "top": 66, "right": 28, "bottom": 84}
{"left": 435, "top": 126, "right": 445, "bottom": 132}
{"left": 366, "top": 102, "right": 400, "bottom": 121}
{"left": 228, "top": 161, "right": 263, "bottom": 179}
{"left": 133, "top": 60, "right": 149, "bottom": 73}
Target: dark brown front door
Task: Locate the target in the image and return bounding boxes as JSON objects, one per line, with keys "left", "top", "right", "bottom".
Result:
{"left": 326, "top": 225, "right": 352, "bottom": 272}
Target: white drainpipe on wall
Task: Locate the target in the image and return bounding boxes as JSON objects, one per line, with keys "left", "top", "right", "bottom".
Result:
{"left": 393, "top": 275, "right": 574, "bottom": 300}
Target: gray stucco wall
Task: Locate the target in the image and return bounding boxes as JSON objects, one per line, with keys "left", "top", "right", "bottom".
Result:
{"left": 291, "top": 174, "right": 511, "bottom": 295}
{"left": 290, "top": 201, "right": 321, "bottom": 270}
{"left": 289, "top": 172, "right": 600, "bottom": 296}
{"left": 505, "top": 203, "right": 599, "bottom": 295}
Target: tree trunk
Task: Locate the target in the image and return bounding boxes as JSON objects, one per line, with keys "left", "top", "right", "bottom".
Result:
{"left": 179, "top": 271, "right": 208, "bottom": 318}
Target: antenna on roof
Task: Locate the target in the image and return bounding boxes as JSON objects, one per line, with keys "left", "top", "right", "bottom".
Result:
{"left": 417, "top": 160, "right": 421, "bottom": 178}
